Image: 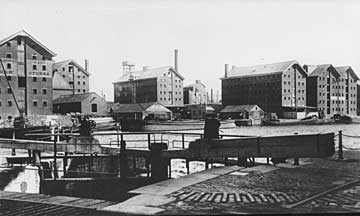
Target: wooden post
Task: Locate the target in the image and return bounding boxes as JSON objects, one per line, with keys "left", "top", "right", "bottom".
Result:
{"left": 182, "top": 133, "right": 185, "bottom": 149}
{"left": 266, "top": 157, "right": 270, "bottom": 165}
{"left": 186, "top": 159, "right": 190, "bottom": 174}
{"left": 116, "top": 127, "right": 119, "bottom": 147}
{"left": 53, "top": 135, "right": 58, "bottom": 180}
{"left": 148, "top": 133, "right": 151, "bottom": 149}
{"left": 338, "top": 130, "right": 343, "bottom": 160}
{"left": 205, "top": 160, "right": 209, "bottom": 170}
{"left": 11, "top": 130, "right": 16, "bottom": 156}
{"left": 150, "top": 142, "right": 168, "bottom": 181}
{"left": 63, "top": 152, "right": 68, "bottom": 176}
{"left": 168, "top": 159, "right": 171, "bottom": 179}
{"left": 28, "top": 150, "right": 32, "bottom": 163}
{"left": 119, "top": 141, "right": 128, "bottom": 179}
{"left": 294, "top": 133, "right": 299, "bottom": 164}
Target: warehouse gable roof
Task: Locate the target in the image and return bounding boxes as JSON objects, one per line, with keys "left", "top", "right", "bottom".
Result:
{"left": 114, "top": 66, "right": 184, "bottom": 83}
{"left": 0, "top": 30, "right": 56, "bottom": 57}
{"left": 335, "top": 66, "right": 359, "bottom": 81}
{"left": 53, "top": 59, "right": 90, "bottom": 76}
{"left": 223, "top": 60, "right": 307, "bottom": 79}
{"left": 308, "top": 64, "right": 340, "bottom": 78}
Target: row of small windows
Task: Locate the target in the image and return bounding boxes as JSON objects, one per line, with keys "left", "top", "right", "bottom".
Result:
{"left": 159, "top": 91, "right": 182, "bottom": 95}
{"left": 5, "top": 63, "right": 47, "bottom": 71}
{"left": 159, "top": 97, "right": 182, "bottom": 102}
{"left": 77, "top": 89, "right": 86, "bottom": 93}
{"left": 283, "top": 74, "right": 303, "bottom": 79}
{"left": 284, "top": 97, "right": 305, "bottom": 101}
{"left": 283, "top": 81, "right": 305, "bottom": 86}
{"left": 0, "top": 100, "right": 47, "bottom": 107}
{"left": 283, "top": 89, "right": 305, "bottom": 94}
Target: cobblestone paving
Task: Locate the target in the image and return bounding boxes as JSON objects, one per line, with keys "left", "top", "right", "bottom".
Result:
{"left": 159, "top": 156, "right": 360, "bottom": 214}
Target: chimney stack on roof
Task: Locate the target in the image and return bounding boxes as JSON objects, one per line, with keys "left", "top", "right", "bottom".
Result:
{"left": 174, "top": 49, "right": 178, "bottom": 72}
{"left": 303, "top": 64, "right": 308, "bottom": 72}
{"left": 225, "top": 64, "right": 229, "bottom": 78}
{"left": 85, "top": 59, "right": 89, "bottom": 72}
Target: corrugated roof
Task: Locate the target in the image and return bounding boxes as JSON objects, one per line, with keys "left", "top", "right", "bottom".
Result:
{"left": 335, "top": 66, "right": 359, "bottom": 81}
{"left": 53, "top": 59, "right": 90, "bottom": 76}
{"left": 0, "top": 30, "right": 56, "bottom": 57}
{"left": 53, "top": 92, "right": 96, "bottom": 104}
{"left": 220, "top": 105, "right": 262, "bottom": 113}
{"left": 114, "top": 66, "right": 184, "bottom": 83}
{"left": 308, "top": 64, "right": 340, "bottom": 78}
{"left": 225, "top": 60, "right": 305, "bottom": 79}
{"left": 52, "top": 72, "right": 71, "bottom": 89}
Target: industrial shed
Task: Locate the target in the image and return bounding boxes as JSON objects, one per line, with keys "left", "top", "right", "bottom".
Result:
{"left": 219, "top": 104, "right": 264, "bottom": 125}
{"left": 111, "top": 102, "right": 172, "bottom": 121}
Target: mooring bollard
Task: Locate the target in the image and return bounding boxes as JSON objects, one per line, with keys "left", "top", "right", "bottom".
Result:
{"left": 338, "top": 130, "right": 343, "bottom": 160}
{"left": 150, "top": 142, "right": 168, "bottom": 181}
{"left": 119, "top": 141, "right": 128, "bottom": 178}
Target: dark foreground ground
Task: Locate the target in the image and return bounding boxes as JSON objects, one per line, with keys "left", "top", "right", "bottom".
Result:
{"left": 158, "top": 150, "right": 360, "bottom": 214}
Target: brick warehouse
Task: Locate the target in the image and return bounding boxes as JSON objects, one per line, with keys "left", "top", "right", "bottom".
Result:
{"left": 221, "top": 60, "right": 307, "bottom": 117}
{"left": 306, "top": 64, "right": 359, "bottom": 117}
{"left": 113, "top": 66, "right": 184, "bottom": 106}
{"left": 53, "top": 59, "right": 90, "bottom": 99}
{"left": 0, "top": 30, "right": 55, "bottom": 120}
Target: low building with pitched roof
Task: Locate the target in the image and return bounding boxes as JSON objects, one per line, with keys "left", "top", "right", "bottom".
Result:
{"left": 221, "top": 60, "right": 307, "bottom": 118}
{"left": 219, "top": 104, "right": 264, "bottom": 125}
{"left": 110, "top": 102, "right": 172, "bottom": 121}
{"left": 53, "top": 92, "right": 108, "bottom": 115}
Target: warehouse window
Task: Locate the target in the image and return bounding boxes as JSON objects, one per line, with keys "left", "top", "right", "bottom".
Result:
{"left": 7, "top": 88, "right": 11, "bottom": 94}
{"left": 43, "top": 101, "right": 48, "bottom": 107}
{"left": 6, "top": 53, "right": 11, "bottom": 58}
{"left": 7, "top": 101, "right": 12, "bottom": 106}
{"left": 33, "top": 89, "right": 37, "bottom": 94}
{"left": 42, "top": 65, "right": 46, "bottom": 71}
{"left": 42, "top": 89, "right": 47, "bottom": 95}
{"left": 6, "top": 63, "right": 11, "bottom": 69}
{"left": 32, "top": 54, "right": 37, "bottom": 60}
{"left": 42, "top": 77, "right": 46, "bottom": 82}
{"left": 91, "top": 104, "right": 97, "bottom": 112}
{"left": 32, "top": 64, "right": 37, "bottom": 70}
{"left": 33, "top": 77, "right": 37, "bottom": 82}
{"left": 33, "top": 101, "right": 38, "bottom": 107}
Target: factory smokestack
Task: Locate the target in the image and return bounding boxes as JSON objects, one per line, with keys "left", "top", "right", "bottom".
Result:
{"left": 85, "top": 59, "right": 89, "bottom": 72}
{"left": 225, "top": 64, "right": 229, "bottom": 78}
{"left": 174, "top": 49, "right": 178, "bottom": 72}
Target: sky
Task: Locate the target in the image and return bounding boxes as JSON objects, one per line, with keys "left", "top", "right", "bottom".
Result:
{"left": 1, "top": 0, "right": 360, "bottom": 101}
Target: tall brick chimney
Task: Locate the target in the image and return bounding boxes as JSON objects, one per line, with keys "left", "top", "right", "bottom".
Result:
{"left": 225, "top": 64, "right": 229, "bottom": 78}
{"left": 174, "top": 49, "right": 178, "bottom": 72}
{"left": 85, "top": 59, "right": 89, "bottom": 72}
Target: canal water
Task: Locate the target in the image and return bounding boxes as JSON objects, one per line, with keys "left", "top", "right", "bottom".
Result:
{"left": 1, "top": 124, "right": 359, "bottom": 194}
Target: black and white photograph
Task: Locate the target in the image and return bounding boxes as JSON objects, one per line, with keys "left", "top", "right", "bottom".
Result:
{"left": 0, "top": 0, "right": 360, "bottom": 215}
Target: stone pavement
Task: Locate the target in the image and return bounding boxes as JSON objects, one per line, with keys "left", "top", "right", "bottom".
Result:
{"left": 158, "top": 154, "right": 360, "bottom": 214}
